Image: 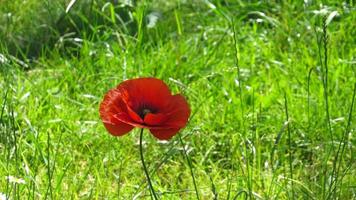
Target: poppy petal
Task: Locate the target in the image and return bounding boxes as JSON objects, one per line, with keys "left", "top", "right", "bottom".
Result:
{"left": 114, "top": 113, "right": 153, "bottom": 129}
{"left": 103, "top": 120, "right": 134, "bottom": 136}
{"left": 100, "top": 89, "right": 134, "bottom": 136}
{"left": 118, "top": 78, "right": 172, "bottom": 112}
{"left": 126, "top": 104, "right": 144, "bottom": 123}
{"left": 144, "top": 113, "right": 167, "bottom": 126}
{"left": 100, "top": 78, "right": 191, "bottom": 140}
{"left": 161, "top": 94, "right": 191, "bottom": 128}
{"left": 149, "top": 128, "right": 181, "bottom": 140}
{"left": 113, "top": 113, "right": 166, "bottom": 129}
{"left": 99, "top": 89, "right": 127, "bottom": 119}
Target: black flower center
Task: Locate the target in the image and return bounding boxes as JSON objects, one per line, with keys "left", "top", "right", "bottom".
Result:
{"left": 142, "top": 108, "right": 151, "bottom": 116}
{"left": 137, "top": 106, "right": 157, "bottom": 119}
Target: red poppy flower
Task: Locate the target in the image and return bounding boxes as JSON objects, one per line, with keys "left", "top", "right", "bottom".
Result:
{"left": 99, "top": 77, "right": 191, "bottom": 140}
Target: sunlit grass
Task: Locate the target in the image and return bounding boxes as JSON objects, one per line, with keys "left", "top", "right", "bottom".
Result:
{"left": 0, "top": 0, "right": 355, "bottom": 199}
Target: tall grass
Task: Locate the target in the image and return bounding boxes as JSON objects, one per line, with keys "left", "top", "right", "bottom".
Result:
{"left": 0, "top": 0, "right": 355, "bottom": 199}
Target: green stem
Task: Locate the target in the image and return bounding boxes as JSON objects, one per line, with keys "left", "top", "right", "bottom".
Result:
{"left": 284, "top": 93, "right": 294, "bottom": 200}
{"left": 139, "top": 128, "right": 158, "bottom": 200}
{"left": 179, "top": 134, "right": 200, "bottom": 200}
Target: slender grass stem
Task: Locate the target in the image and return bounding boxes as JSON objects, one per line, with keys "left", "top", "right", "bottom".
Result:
{"left": 139, "top": 128, "right": 158, "bottom": 200}
{"left": 284, "top": 93, "right": 294, "bottom": 200}
{"left": 231, "top": 19, "right": 252, "bottom": 199}
{"left": 3, "top": 89, "right": 10, "bottom": 200}
{"left": 45, "top": 129, "right": 53, "bottom": 199}
{"left": 10, "top": 105, "right": 19, "bottom": 200}
{"left": 316, "top": 17, "right": 333, "bottom": 199}
{"left": 322, "top": 18, "right": 333, "bottom": 145}
{"left": 307, "top": 67, "right": 314, "bottom": 135}
{"left": 178, "top": 134, "right": 200, "bottom": 200}
{"left": 327, "top": 83, "right": 356, "bottom": 199}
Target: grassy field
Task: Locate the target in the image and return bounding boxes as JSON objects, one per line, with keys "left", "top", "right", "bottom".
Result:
{"left": 0, "top": 0, "right": 355, "bottom": 199}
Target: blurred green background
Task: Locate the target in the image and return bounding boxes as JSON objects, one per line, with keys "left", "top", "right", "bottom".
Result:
{"left": 0, "top": 0, "right": 355, "bottom": 199}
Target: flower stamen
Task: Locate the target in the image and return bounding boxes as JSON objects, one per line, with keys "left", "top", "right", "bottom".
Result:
{"left": 140, "top": 108, "right": 151, "bottom": 119}
{"left": 143, "top": 108, "right": 151, "bottom": 115}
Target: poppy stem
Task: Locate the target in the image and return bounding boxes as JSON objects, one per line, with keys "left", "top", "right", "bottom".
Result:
{"left": 139, "top": 128, "right": 158, "bottom": 200}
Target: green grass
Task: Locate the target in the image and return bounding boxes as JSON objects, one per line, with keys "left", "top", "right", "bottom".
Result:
{"left": 0, "top": 0, "right": 355, "bottom": 199}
